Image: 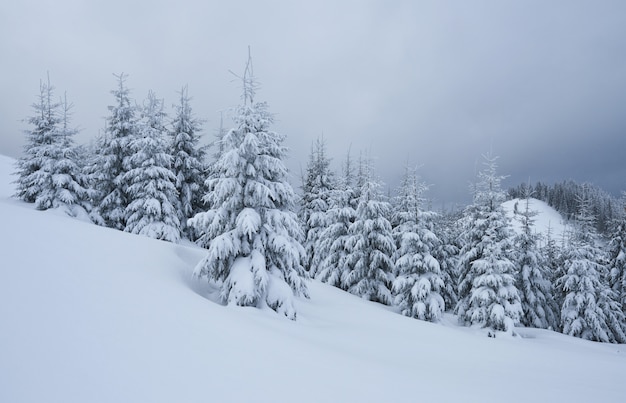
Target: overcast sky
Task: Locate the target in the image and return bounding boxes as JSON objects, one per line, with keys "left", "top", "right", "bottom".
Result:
{"left": 2, "top": 0, "right": 625, "bottom": 205}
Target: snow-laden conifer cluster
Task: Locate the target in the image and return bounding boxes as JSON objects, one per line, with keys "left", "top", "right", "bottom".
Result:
{"left": 12, "top": 69, "right": 626, "bottom": 335}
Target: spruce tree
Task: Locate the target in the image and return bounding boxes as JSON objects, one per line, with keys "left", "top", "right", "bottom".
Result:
{"left": 456, "top": 153, "right": 522, "bottom": 334}
{"left": 557, "top": 188, "right": 626, "bottom": 342}
{"left": 392, "top": 166, "right": 445, "bottom": 321}
{"left": 14, "top": 77, "right": 62, "bottom": 205}
{"left": 513, "top": 194, "right": 559, "bottom": 329}
{"left": 608, "top": 192, "right": 626, "bottom": 313}
{"left": 90, "top": 73, "right": 138, "bottom": 229}
{"left": 123, "top": 91, "right": 180, "bottom": 242}
{"left": 340, "top": 159, "right": 395, "bottom": 305}
{"left": 317, "top": 151, "right": 358, "bottom": 287}
{"left": 300, "top": 136, "right": 335, "bottom": 278}
{"left": 433, "top": 210, "right": 461, "bottom": 311}
{"left": 189, "top": 55, "right": 308, "bottom": 319}
{"left": 169, "top": 86, "right": 206, "bottom": 239}
{"left": 15, "top": 80, "right": 89, "bottom": 215}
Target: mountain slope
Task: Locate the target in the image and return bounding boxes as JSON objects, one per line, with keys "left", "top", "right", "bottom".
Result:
{"left": 503, "top": 197, "right": 568, "bottom": 242}
{"left": 0, "top": 155, "right": 624, "bottom": 403}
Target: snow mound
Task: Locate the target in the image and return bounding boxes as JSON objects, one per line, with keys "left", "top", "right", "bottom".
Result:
{"left": 503, "top": 198, "right": 569, "bottom": 243}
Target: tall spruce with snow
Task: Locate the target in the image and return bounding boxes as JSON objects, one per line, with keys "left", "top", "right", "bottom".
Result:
{"left": 391, "top": 166, "right": 445, "bottom": 321}
{"left": 456, "top": 154, "right": 522, "bottom": 334}
{"left": 317, "top": 151, "right": 358, "bottom": 287}
{"left": 123, "top": 91, "right": 180, "bottom": 242}
{"left": 608, "top": 192, "right": 626, "bottom": 313}
{"left": 44, "top": 95, "right": 90, "bottom": 215}
{"left": 300, "top": 136, "right": 335, "bottom": 277}
{"left": 432, "top": 211, "right": 460, "bottom": 311}
{"left": 556, "top": 188, "right": 626, "bottom": 342}
{"left": 90, "top": 74, "right": 138, "bottom": 229}
{"left": 14, "top": 77, "right": 62, "bottom": 205}
{"left": 189, "top": 56, "right": 308, "bottom": 319}
{"left": 169, "top": 86, "right": 206, "bottom": 239}
{"left": 513, "top": 195, "right": 559, "bottom": 329}
{"left": 340, "top": 159, "right": 395, "bottom": 305}
{"left": 15, "top": 80, "right": 88, "bottom": 214}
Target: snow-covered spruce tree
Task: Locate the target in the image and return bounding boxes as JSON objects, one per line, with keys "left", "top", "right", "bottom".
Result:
{"left": 556, "top": 187, "right": 626, "bottom": 342}
{"left": 608, "top": 192, "right": 626, "bottom": 313}
{"left": 455, "top": 153, "right": 522, "bottom": 334}
{"left": 513, "top": 192, "right": 559, "bottom": 329}
{"left": 434, "top": 208, "right": 463, "bottom": 311}
{"left": 189, "top": 55, "right": 308, "bottom": 319}
{"left": 391, "top": 166, "right": 445, "bottom": 321}
{"left": 14, "top": 77, "right": 62, "bottom": 204}
{"left": 340, "top": 158, "right": 395, "bottom": 305}
{"left": 123, "top": 91, "right": 180, "bottom": 242}
{"left": 300, "top": 136, "right": 335, "bottom": 278}
{"left": 45, "top": 95, "right": 90, "bottom": 214}
{"left": 15, "top": 80, "right": 89, "bottom": 214}
{"left": 169, "top": 86, "right": 206, "bottom": 239}
{"left": 317, "top": 151, "right": 358, "bottom": 287}
{"left": 90, "top": 73, "right": 138, "bottom": 229}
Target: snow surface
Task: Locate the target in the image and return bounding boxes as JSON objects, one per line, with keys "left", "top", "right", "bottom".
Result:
{"left": 503, "top": 197, "right": 568, "bottom": 244}
{"left": 0, "top": 154, "right": 624, "bottom": 403}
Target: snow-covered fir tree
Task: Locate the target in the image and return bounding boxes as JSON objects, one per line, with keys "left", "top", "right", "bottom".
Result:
{"left": 189, "top": 55, "right": 308, "bottom": 319}
{"left": 513, "top": 193, "right": 559, "bottom": 329}
{"left": 15, "top": 79, "right": 89, "bottom": 215}
{"left": 300, "top": 136, "right": 335, "bottom": 278}
{"left": 169, "top": 86, "right": 206, "bottom": 239}
{"left": 14, "top": 77, "right": 62, "bottom": 205}
{"left": 456, "top": 153, "right": 522, "bottom": 334}
{"left": 433, "top": 209, "right": 461, "bottom": 311}
{"left": 90, "top": 74, "right": 138, "bottom": 229}
{"left": 608, "top": 192, "right": 626, "bottom": 313}
{"left": 340, "top": 158, "right": 395, "bottom": 305}
{"left": 391, "top": 166, "right": 445, "bottom": 321}
{"left": 123, "top": 91, "right": 180, "bottom": 242}
{"left": 317, "top": 151, "right": 358, "bottom": 287}
{"left": 556, "top": 188, "right": 626, "bottom": 343}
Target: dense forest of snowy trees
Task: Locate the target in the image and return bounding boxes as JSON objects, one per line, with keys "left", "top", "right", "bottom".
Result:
{"left": 12, "top": 69, "right": 626, "bottom": 339}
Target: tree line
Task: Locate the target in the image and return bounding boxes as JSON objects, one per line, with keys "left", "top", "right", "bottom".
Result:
{"left": 13, "top": 64, "right": 626, "bottom": 342}
{"left": 508, "top": 180, "right": 620, "bottom": 235}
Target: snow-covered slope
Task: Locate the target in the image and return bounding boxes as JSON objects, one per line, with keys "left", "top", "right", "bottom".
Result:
{"left": 503, "top": 197, "right": 568, "bottom": 242}
{"left": 1, "top": 155, "right": 624, "bottom": 403}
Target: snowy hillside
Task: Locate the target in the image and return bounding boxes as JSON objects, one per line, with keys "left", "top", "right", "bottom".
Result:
{"left": 0, "top": 154, "right": 624, "bottom": 403}
{"left": 503, "top": 197, "right": 568, "bottom": 242}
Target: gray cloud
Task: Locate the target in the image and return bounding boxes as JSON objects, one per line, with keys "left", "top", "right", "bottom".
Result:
{"left": 2, "top": 0, "right": 625, "bottom": 204}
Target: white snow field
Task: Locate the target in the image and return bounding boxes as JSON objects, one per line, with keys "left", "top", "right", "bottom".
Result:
{"left": 503, "top": 197, "right": 568, "bottom": 243}
{"left": 0, "top": 154, "right": 624, "bottom": 403}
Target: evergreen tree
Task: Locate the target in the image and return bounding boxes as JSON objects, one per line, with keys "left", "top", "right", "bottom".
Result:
{"left": 317, "top": 151, "right": 357, "bottom": 287}
{"left": 189, "top": 55, "right": 308, "bottom": 319}
{"left": 557, "top": 188, "right": 626, "bottom": 342}
{"left": 608, "top": 192, "right": 626, "bottom": 313}
{"left": 90, "top": 73, "right": 138, "bottom": 229}
{"left": 433, "top": 210, "right": 460, "bottom": 311}
{"left": 300, "top": 136, "right": 335, "bottom": 278}
{"left": 340, "top": 159, "right": 395, "bottom": 305}
{"left": 169, "top": 86, "right": 206, "bottom": 239}
{"left": 392, "top": 166, "right": 445, "bottom": 321}
{"left": 14, "top": 77, "right": 62, "bottom": 205}
{"left": 456, "top": 153, "right": 522, "bottom": 334}
{"left": 124, "top": 91, "right": 180, "bottom": 242}
{"left": 513, "top": 193, "right": 559, "bottom": 329}
{"left": 15, "top": 80, "right": 89, "bottom": 215}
